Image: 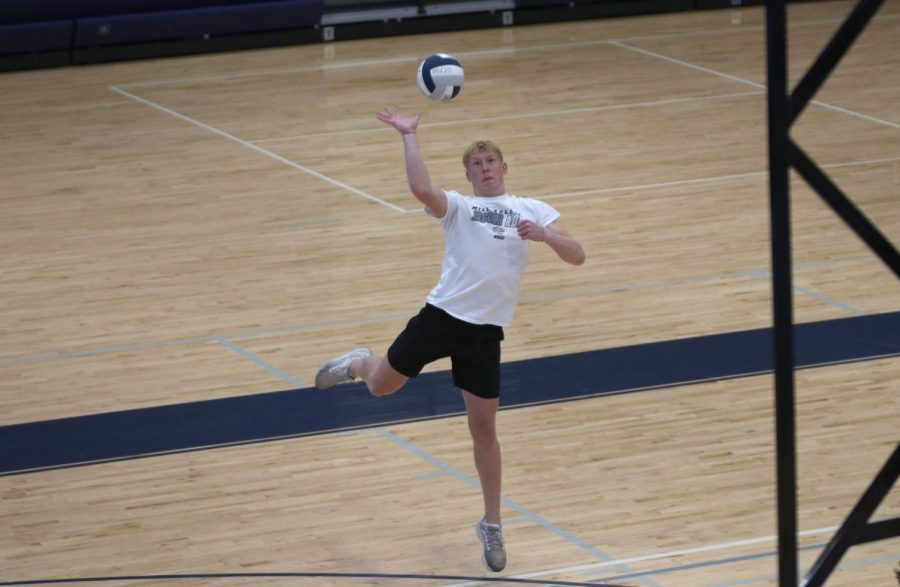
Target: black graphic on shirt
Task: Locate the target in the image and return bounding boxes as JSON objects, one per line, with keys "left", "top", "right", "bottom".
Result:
{"left": 471, "top": 206, "right": 521, "bottom": 228}
{"left": 471, "top": 206, "right": 522, "bottom": 240}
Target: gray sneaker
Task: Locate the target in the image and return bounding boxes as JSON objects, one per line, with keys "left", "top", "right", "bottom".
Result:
{"left": 476, "top": 517, "right": 506, "bottom": 572}
{"left": 315, "top": 348, "right": 372, "bottom": 389}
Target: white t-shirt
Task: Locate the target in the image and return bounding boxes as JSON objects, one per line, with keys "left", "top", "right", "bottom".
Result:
{"left": 426, "top": 190, "right": 560, "bottom": 326}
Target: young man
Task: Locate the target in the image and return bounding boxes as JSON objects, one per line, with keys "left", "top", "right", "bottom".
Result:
{"left": 315, "top": 105, "right": 585, "bottom": 572}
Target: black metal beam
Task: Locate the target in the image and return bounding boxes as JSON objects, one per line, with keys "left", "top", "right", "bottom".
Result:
{"left": 858, "top": 516, "right": 900, "bottom": 544}
{"left": 799, "top": 444, "right": 900, "bottom": 587}
{"left": 790, "top": 141, "right": 900, "bottom": 278}
{"left": 764, "top": 2, "right": 798, "bottom": 586}
{"left": 789, "top": 0, "right": 886, "bottom": 123}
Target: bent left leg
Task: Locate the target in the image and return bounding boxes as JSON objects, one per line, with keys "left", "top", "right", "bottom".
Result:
{"left": 351, "top": 353, "right": 408, "bottom": 397}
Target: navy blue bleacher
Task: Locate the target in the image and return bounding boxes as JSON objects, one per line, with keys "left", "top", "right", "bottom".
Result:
{"left": 73, "top": 0, "right": 323, "bottom": 47}
{"left": 0, "top": 18, "right": 72, "bottom": 54}
{"left": 0, "top": 1, "right": 73, "bottom": 55}
{"left": 0, "top": 0, "right": 323, "bottom": 68}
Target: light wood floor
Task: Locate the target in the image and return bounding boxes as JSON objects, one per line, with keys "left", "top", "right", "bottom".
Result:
{"left": 1, "top": 1, "right": 898, "bottom": 585}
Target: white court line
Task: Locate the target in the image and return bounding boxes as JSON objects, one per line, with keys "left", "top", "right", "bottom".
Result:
{"left": 607, "top": 40, "right": 900, "bottom": 130}
{"left": 811, "top": 100, "right": 900, "bottom": 130}
{"left": 113, "top": 10, "right": 900, "bottom": 90}
{"left": 257, "top": 114, "right": 900, "bottom": 212}
{"left": 117, "top": 55, "right": 424, "bottom": 88}
{"left": 105, "top": 80, "right": 900, "bottom": 216}
{"left": 253, "top": 90, "right": 764, "bottom": 144}
{"left": 531, "top": 155, "right": 900, "bottom": 202}
{"left": 608, "top": 39, "right": 767, "bottom": 89}
{"left": 109, "top": 86, "right": 406, "bottom": 213}
{"left": 537, "top": 170, "right": 769, "bottom": 202}
{"left": 443, "top": 525, "right": 842, "bottom": 586}
{"left": 113, "top": 42, "right": 600, "bottom": 89}
{"left": 113, "top": 38, "right": 650, "bottom": 89}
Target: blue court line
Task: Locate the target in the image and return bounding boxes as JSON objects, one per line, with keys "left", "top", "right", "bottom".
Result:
{"left": 377, "top": 429, "right": 663, "bottom": 587}
{"left": 0, "top": 312, "right": 412, "bottom": 368}
{"left": 588, "top": 543, "right": 826, "bottom": 583}
{"left": 0, "top": 256, "right": 877, "bottom": 369}
{"left": 521, "top": 256, "right": 875, "bottom": 305}
{"left": 705, "top": 575, "right": 787, "bottom": 587}
{"left": 412, "top": 470, "right": 447, "bottom": 480}
{"left": 691, "top": 553, "right": 900, "bottom": 587}
{"left": 748, "top": 270, "right": 865, "bottom": 315}
{"left": 0, "top": 311, "right": 897, "bottom": 477}
{"left": 216, "top": 337, "right": 307, "bottom": 387}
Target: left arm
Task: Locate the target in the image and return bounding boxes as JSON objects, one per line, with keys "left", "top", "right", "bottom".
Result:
{"left": 517, "top": 220, "right": 586, "bottom": 266}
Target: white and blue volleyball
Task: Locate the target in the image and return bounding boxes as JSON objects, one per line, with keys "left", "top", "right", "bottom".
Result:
{"left": 416, "top": 53, "right": 464, "bottom": 101}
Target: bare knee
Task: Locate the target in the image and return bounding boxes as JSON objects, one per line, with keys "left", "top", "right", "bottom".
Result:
{"left": 463, "top": 391, "right": 500, "bottom": 445}
{"left": 367, "top": 380, "right": 402, "bottom": 397}
{"left": 364, "top": 357, "right": 408, "bottom": 397}
{"left": 468, "top": 417, "right": 498, "bottom": 446}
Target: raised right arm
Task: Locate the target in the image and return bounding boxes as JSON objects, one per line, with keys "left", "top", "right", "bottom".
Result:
{"left": 376, "top": 106, "right": 448, "bottom": 217}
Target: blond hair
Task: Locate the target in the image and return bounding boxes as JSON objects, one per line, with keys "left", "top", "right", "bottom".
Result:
{"left": 462, "top": 140, "right": 504, "bottom": 168}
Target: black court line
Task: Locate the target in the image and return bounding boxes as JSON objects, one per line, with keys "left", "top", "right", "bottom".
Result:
{"left": 0, "top": 311, "right": 897, "bottom": 477}
{"left": 0, "top": 572, "right": 625, "bottom": 587}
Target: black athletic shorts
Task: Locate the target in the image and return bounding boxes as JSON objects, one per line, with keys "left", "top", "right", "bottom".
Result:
{"left": 387, "top": 304, "right": 505, "bottom": 399}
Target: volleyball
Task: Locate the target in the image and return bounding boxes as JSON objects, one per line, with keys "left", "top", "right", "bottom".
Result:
{"left": 416, "top": 53, "right": 464, "bottom": 101}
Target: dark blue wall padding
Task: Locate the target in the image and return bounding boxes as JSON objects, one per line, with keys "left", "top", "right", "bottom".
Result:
{"left": 0, "top": 0, "right": 313, "bottom": 21}
{"left": 513, "top": 0, "right": 572, "bottom": 8}
{"left": 514, "top": 0, "right": 691, "bottom": 9}
{"left": 74, "top": 0, "right": 291, "bottom": 17}
{"left": 74, "top": 0, "right": 323, "bottom": 46}
{"left": 0, "top": 0, "right": 323, "bottom": 55}
{"left": 0, "top": 0, "right": 73, "bottom": 24}
{"left": 0, "top": 311, "right": 897, "bottom": 477}
{"left": 0, "top": 20, "right": 72, "bottom": 52}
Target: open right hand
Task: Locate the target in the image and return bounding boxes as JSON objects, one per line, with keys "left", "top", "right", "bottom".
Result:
{"left": 376, "top": 105, "right": 420, "bottom": 135}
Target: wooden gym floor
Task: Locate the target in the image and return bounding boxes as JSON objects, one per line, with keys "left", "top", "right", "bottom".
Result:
{"left": 1, "top": 1, "right": 898, "bottom": 585}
